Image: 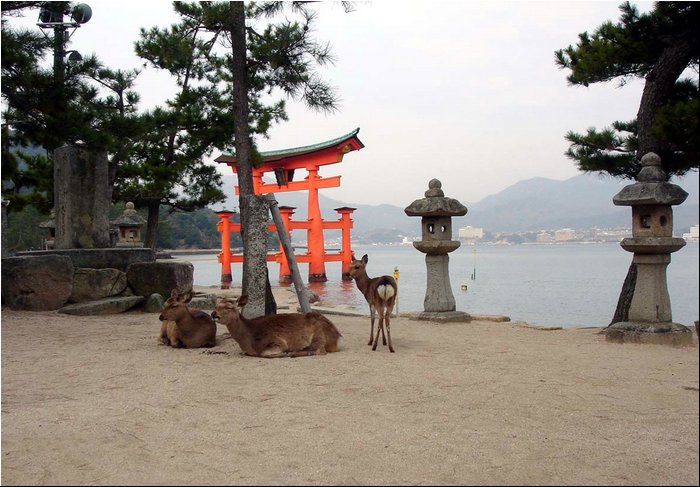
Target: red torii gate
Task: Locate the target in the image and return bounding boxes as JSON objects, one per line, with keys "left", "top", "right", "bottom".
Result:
{"left": 214, "top": 128, "right": 364, "bottom": 288}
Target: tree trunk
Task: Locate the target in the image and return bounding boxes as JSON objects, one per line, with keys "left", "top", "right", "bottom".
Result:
{"left": 635, "top": 38, "right": 694, "bottom": 158}
{"left": 144, "top": 199, "right": 160, "bottom": 252}
{"left": 609, "top": 260, "right": 637, "bottom": 325}
{"left": 609, "top": 37, "right": 693, "bottom": 326}
{"left": 229, "top": 1, "right": 276, "bottom": 318}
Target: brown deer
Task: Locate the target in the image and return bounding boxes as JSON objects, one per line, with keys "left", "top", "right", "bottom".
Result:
{"left": 159, "top": 289, "right": 217, "bottom": 349}
{"left": 211, "top": 295, "right": 343, "bottom": 358}
{"left": 348, "top": 254, "right": 397, "bottom": 352}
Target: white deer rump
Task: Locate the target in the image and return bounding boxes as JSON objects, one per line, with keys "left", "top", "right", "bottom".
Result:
{"left": 376, "top": 284, "right": 395, "bottom": 302}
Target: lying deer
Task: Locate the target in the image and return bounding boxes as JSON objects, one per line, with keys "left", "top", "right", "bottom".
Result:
{"left": 159, "top": 289, "right": 217, "bottom": 349}
{"left": 348, "top": 254, "right": 397, "bottom": 352}
{"left": 211, "top": 295, "right": 343, "bottom": 358}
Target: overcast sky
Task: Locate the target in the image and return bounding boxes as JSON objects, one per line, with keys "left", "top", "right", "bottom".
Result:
{"left": 9, "top": 1, "right": 660, "bottom": 207}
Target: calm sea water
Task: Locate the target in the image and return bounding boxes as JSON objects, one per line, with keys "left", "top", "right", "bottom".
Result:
{"left": 176, "top": 242, "right": 699, "bottom": 329}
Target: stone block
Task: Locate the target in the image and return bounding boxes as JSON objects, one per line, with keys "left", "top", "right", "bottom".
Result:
{"left": 58, "top": 296, "right": 145, "bottom": 316}
{"left": 1, "top": 255, "right": 74, "bottom": 310}
{"left": 53, "top": 145, "right": 113, "bottom": 249}
{"left": 143, "top": 293, "right": 165, "bottom": 313}
{"left": 188, "top": 293, "right": 217, "bottom": 311}
{"left": 69, "top": 268, "right": 127, "bottom": 303}
{"left": 15, "top": 248, "right": 154, "bottom": 272}
{"left": 127, "top": 261, "right": 194, "bottom": 298}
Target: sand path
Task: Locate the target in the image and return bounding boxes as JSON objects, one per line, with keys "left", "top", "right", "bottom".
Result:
{"left": 1, "top": 291, "right": 698, "bottom": 485}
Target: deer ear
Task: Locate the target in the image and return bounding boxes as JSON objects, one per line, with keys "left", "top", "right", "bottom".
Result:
{"left": 361, "top": 254, "right": 368, "bottom": 264}
{"left": 170, "top": 289, "right": 179, "bottom": 299}
{"left": 182, "top": 291, "right": 193, "bottom": 303}
{"left": 237, "top": 295, "right": 249, "bottom": 307}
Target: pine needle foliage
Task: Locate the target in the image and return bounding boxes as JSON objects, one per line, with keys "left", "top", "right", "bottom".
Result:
{"left": 555, "top": 1, "right": 699, "bottom": 179}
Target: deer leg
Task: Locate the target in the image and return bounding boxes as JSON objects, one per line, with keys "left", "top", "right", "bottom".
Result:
{"left": 380, "top": 307, "right": 387, "bottom": 345}
{"left": 368, "top": 306, "right": 376, "bottom": 346}
{"left": 260, "top": 346, "right": 287, "bottom": 358}
{"left": 372, "top": 313, "right": 385, "bottom": 351}
{"left": 159, "top": 322, "right": 170, "bottom": 345}
{"left": 376, "top": 307, "right": 386, "bottom": 348}
{"left": 287, "top": 350, "right": 318, "bottom": 358}
{"left": 309, "top": 333, "right": 327, "bottom": 355}
{"left": 385, "top": 305, "right": 395, "bottom": 353}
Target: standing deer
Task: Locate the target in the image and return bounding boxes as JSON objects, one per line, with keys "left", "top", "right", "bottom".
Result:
{"left": 211, "top": 295, "right": 344, "bottom": 358}
{"left": 159, "top": 289, "right": 217, "bottom": 348}
{"left": 348, "top": 254, "right": 397, "bottom": 352}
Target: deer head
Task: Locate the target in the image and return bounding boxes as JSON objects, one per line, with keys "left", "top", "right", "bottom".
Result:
{"left": 211, "top": 295, "right": 248, "bottom": 323}
{"left": 158, "top": 289, "right": 193, "bottom": 321}
{"left": 348, "top": 254, "right": 369, "bottom": 279}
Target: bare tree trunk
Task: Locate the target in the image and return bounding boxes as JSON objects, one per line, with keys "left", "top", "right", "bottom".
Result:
{"left": 144, "top": 199, "right": 160, "bottom": 252}
{"left": 609, "top": 260, "right": 637, "bottom": 325}
{"left": 635, "top": 38, "right": 694, "bottom": 158}
{"left": 229, "top": 1, "right": 276, "bottom": 318}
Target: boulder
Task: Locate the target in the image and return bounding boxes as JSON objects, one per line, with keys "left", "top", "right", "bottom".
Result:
{"left": 127, "top": 261, "right": 194, "bottom": 298}
{"left": 143, "top": 293, "right": 165, "bottom": 313}
{"left": 15, "top": 248, "right": 154, "bottom": 272}
{"left": 58, "top": 296, "right": 145, "bottom": 316}
{"left": 69, "top": 268, "right": 127, "bottom": 303}
{"left": 188, "top": 293, "right": 217, "bottom": 311}
{"left": 1, "top": 255, "right": 74, "bottom": 310}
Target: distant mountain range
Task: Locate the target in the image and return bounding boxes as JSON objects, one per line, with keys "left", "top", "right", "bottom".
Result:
{"left": 211, "top": 172, "right": 699, "bottom": 237}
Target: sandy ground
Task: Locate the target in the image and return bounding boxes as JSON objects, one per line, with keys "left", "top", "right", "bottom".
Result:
{"left": 1, "top": 286, "right": 698, "bottom": 486}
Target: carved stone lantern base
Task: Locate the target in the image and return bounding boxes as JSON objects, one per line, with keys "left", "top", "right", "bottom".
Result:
{"left": 606, "top": 321, "right": 693, "bottom": 346}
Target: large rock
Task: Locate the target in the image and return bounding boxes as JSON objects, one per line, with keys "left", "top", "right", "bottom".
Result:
{"left": 188, "top": 293, "right": 217, "bottom": 311}
{"left": 143, "top": 293, "right": 165, "bottom": 313}
{"left": 58, "top": 296, "right": 145, "bottom": 316}
{"left": 127, "top": 261, "right": 194, "bottom": 298}
{"left": 15, "top": 248, "right": 154, "bottom": 272}
{"left": 1, "top": 255, "right": 74, "bottom": 310}
{"left": 69, "top": 268, "right": 127, "bottom": 303}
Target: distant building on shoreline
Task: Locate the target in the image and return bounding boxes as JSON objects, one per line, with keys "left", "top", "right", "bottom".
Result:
{"left": 683, "top": 224, "right": 699, "bottom": 242}
{"left": 536, "top": 231, "right": 554, "bottom": 243}
{"left": 554, "top": 228, "right": 576, "bottom": 242}
{"left": 458, "top": 225, "right": 484, "bottom": 240}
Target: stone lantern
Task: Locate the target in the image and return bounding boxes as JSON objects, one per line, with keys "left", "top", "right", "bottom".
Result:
{"left": 404, "top": 179, "right": 470, "bottom": 322}
{"left": 39, "top": 208, "right": 56, "bottom": 250}
{"left": 607, "top": 152, "right": 692, "bottom": 345}
{"left": 111, "top": 202, "right": 146, "bottom": 248}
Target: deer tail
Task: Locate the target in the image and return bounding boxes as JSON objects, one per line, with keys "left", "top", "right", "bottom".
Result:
{"left": 376, "top": 283, "right": 396, "bottom": 302}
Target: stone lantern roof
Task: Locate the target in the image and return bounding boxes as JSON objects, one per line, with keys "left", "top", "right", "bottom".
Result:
{"left": 404, "top": 179, "right": 468, "bottom": 217}
{"left": 112, "top": 202, "right": 146, "bottom": 226}
{"left": 613, "top": 153, "right": 688, "bottom": 207}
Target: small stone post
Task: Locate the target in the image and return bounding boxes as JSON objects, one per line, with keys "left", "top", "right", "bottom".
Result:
{"left": 607, "top": 152, "right": 692, "bottom": 346}
{"left": 404, "top": 179, "right": 470, "bottom": 322}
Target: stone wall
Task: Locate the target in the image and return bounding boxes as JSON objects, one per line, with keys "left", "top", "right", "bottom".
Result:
{"left": 1, "top": 254, "right": 194, "bottom": 314}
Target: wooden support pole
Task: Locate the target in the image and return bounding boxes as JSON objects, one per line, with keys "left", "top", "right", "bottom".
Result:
{"left": 266, "top": 195, "right": 311, "bottom": 313}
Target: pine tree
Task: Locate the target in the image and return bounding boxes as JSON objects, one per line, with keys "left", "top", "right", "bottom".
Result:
{"left": 555, "top": 1, "right": 699, "bottom": 324}
{"left": 2, "top": 2, "right": 145, "bottom": 212}
{"left": 228, "top": 1, "right": 347, "bottom": 317}
{"left": 555, "top": 2, "right": 699, "bottom": 178}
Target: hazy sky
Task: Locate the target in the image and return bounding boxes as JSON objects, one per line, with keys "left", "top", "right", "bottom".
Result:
{"left": 9, "top": 1, "right": 657, "bottom": 207}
